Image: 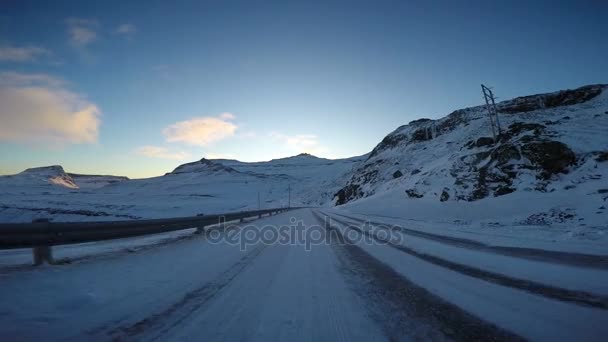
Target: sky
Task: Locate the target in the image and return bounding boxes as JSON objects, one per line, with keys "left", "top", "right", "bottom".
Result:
{"left": 0, "top": 0, "right": 606, "bottom": 178}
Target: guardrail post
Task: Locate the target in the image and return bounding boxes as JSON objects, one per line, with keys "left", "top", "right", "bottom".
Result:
{"left": 33, "top": 246, "right": 54, "bottom": 265}
{"left": 31, "top": 218, "right": 54, "bottom": 265}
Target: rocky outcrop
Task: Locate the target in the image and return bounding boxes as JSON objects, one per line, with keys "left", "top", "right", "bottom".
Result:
{"left": 499, "top": 84, "right": 604, "bottom": 114}
{"left": 333, "top": 84, "right": 606, "bottom": 205}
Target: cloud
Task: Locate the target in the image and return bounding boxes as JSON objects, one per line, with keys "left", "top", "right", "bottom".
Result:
{"left": 114, "top": 23, "right": 136, "bottom": 36}
{"left": 0, "top": 71, "right": 64, "bottom": 87}
{"left": 0, "top": 72, "right": 101, "bottom": 145}
{"left": 0, "top": 45, "right": 50, "bottom": 62}
{"left": 270, "top": 132, "right": 329, "bottom": 156}
{"left": 163, "top": 113, "right": 238, "bottom": 146}
{"left": 135, "top": 146, "right": 191, "bottom": 160}
{"left": 219, "top": 112, "right": 235, "bottom": 120}
{"left": 66, "top": 18, "right": 98, "bottom": 47}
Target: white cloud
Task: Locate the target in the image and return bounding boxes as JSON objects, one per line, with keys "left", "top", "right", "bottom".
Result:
{"left": 115, "top": 23, "right": 136, "bottom": 35}
{"left": 0, "top": 72, "right": 101, "bottom": 145}
{"left": 219, "top": 112, "right": 235, "bottom": 120}
{"left": 66, "top": 18, "right": 98, "bottom": 47}
{"left": 163, "top": 113, "right": 238, "bottom": 146}
{"left": 135, "top": 146, "right": 191, "bottom": 160}
{"left": 0, "top": 45, "right": 50, "bottom": 62}
{"left": 269, "top": 132, "right": 330, "bottom": 156}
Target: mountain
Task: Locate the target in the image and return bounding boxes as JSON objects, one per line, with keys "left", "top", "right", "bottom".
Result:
{"left": 0, "top": 166, "right": 129, "bottom": 191}
{"left": 1, "top": 84, "right": 606, "bottom": 226}
{"left": 0, "top": 165, "right": 78, "bottom": 190}
{"left": 0, "top": 154, "right": 363, "bottom": 222}
{"left": 333, "top": 84, "right": 608, "bottom": 228}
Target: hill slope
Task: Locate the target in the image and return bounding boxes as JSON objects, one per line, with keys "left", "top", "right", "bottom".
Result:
{"left": 334, "top": 84, "right": 608, "bottom": 234}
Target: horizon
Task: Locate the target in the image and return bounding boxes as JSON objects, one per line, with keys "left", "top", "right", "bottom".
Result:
{"left": 1, "top": 0, "right": 607, "bottom": 178}
{"left": 6, "top": 151, "right": 364, "bottom": 179}
{"left": 0, "top": 80, "right": 602, "bottom": 179}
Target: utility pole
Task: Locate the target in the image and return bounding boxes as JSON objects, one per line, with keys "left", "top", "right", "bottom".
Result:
{"left": 288, "top": 184, "right": 291, "bottom": 209}
{"left": 481, "top": 84, "right": 502, "bottom": 141}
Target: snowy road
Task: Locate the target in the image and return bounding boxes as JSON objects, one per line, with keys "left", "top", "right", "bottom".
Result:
{"left": 1, "top": 209, "right": 607, "bottom": 341}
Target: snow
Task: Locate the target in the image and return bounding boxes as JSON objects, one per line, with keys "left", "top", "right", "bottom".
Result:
{"left": 322, "top": 209, "right": 608, "bottom": 296}
{"left": 1, "top": 209, "right": 606, "bottom": 341}
{"left": 0, "top": 210, "right": 386, "bottom": 341}
{"left": 0, "top": 154, "right": 363, "bottom": 223}
{"left": 323, "top": 210, "right": 608, "bottom": 341}
{"left": 335, "top": 184, "right": 608, "bottom": 249}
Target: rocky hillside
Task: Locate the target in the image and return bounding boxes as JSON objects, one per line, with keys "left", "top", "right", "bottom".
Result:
{"left": 334, "top": 84, "right": 608, "bottom": 206}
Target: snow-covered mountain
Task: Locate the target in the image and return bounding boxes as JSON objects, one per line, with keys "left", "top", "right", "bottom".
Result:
{"left": 0, "top": 153, "right": 363, "bottom": 222}
{"left": 0, "top": 165, "right": 79, "bottom": 190}
{"left": 334, "top": 84, "right": 608, "bottom": 231}
{"left": 0, "top": 166, "right": 129, "bottom": 191}
{"left": 1, "top": 84, "right": 606, "bottom": 229}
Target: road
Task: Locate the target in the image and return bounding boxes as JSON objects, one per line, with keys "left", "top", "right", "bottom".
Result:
{"left": 0, "top": 208, "right": 607, "bottom": 341}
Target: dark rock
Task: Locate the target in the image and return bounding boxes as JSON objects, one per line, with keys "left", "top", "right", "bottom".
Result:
{"left": 369, "top": 133, "right": 408, "bottom": 158}
{"left": 334, "top": 184, "right": 362, "bottom": 205}
{"left": 521, "top": 141, "right": 576, "bottom": 179}
{"left": 475, "top": 137, "right": 494, "bottom": 147}
{"left": 499, "top": 84, "right": 604, "bottom": 114}
{"left": 411, "top": 128, "right": 433, "bottom": 142}
{"left": 596, "top": 151, "right": 608, "bottom": 162}
{"left": 599, "top": 189, "right": 608, "bottom": 194}
{"left": 494, "top": 186, "right": 515, "bottom": 197}
{"left": 491, "top": 144, "right": 521, "bottom": 165}
{"left": 437, "top": 109, "right": 466, "bottom": 134}
{"left": 506, "top": 122, "right": 545, "bottom": 136}
{"left": 409, "top": 118, "right": 432, "bottom": 125}
{"left": 440, "top": 189, "right": 450, "bottom": 202}
{"left": 411, "top": 169, "right": 421, "bottom": 175}
{"left": 392, "top": 170, "right": 403, "bottom": 178}
{"left": 405, "top": 189, "right": 424, "bottom": 198}
{"left": 471, "top": 167, "right": 490, "bottom": 201}
{"left": 362, "top": 170, "right": 378, "bottom": 183}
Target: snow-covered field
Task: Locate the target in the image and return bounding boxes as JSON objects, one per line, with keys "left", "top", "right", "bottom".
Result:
{"left": 1, "top": 209, "right": 606, "bottom": 341}
{"left": 0, "top": 154, "right": 362, "bottom": 223}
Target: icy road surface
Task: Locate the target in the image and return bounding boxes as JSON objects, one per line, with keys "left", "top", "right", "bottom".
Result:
{"left": 0, "top": 209, "right": 607, "bottom": 341}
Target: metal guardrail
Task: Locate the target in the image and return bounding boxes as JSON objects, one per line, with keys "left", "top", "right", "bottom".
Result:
{"left": 0, "top": 207, "right": 294, "bottom": 265}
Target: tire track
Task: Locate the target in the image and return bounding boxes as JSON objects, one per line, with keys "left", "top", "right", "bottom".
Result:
{"left": 103, "top": 243, "right": 268, "bottom": 341}
{"left": 312, "top": 211, "right": 523, "bottom": 342}
{"left": 331, "top": 212, "right": 608, "bottom": 269}
{"left": 324, "top": 212, "right": 608, "bottom": 310}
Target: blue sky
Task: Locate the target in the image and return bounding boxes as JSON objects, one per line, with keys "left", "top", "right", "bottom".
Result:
{"left": 0, "top": 0, "right": 606, "bottom": 178}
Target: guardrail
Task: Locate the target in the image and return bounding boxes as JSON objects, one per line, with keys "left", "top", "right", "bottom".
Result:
{"left": 0, "top": 207, "right": 294, "bottom": 265}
